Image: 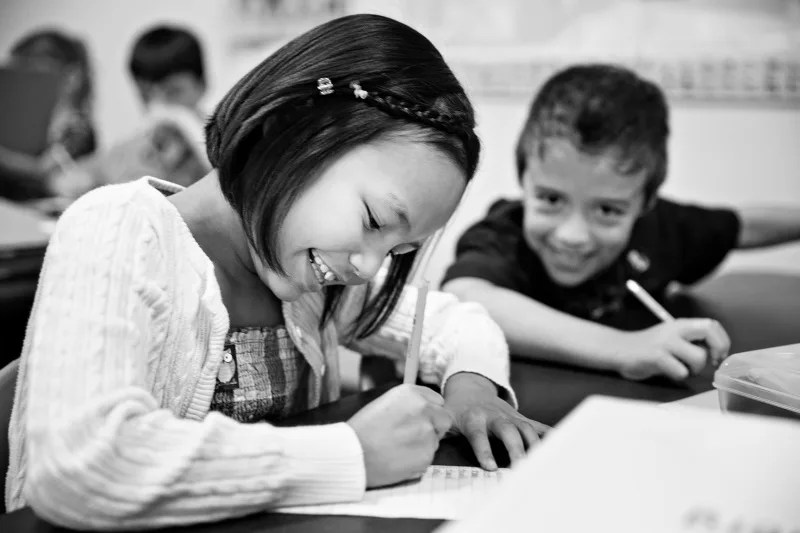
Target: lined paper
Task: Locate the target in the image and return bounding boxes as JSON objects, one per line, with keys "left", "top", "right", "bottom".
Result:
{"left": 274, "top": 466, "right": 509, "bottom": 520}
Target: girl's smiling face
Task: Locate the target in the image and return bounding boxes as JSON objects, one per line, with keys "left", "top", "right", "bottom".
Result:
{"left": 251, "top": 138, "right": 466, "bottom": 301}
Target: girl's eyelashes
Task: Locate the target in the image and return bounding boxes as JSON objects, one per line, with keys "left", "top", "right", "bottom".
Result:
{"left": 362, "top": 201, "right": 421, "bottom": 256}
{"left": 364, "top": 203, "right": 382, "bottom": 231}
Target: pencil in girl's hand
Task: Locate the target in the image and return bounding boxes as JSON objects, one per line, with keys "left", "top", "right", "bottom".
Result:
{"left": 403, "top": 280, "right": 429, "bottom": 385}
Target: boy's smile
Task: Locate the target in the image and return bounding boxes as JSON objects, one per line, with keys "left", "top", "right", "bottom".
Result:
{"left": 522, "top": 140, "right": 647, "bottom": 287}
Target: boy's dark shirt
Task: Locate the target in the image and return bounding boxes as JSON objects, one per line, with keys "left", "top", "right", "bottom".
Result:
{"left": 442, "top": 198, "right": 740, "bottom": 331}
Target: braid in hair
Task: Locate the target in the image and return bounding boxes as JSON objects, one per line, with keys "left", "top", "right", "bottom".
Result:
{"left": 367, "top": 93, "right": 466, "bottom": 134}
{"left": 317, "top": 79, "right": 476, "bottom": 150}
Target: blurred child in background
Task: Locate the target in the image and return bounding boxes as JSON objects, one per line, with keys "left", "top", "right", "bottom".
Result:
{"left": 49, "top": 25, "right": 210, "bottom": 201}
{"left": 128, "top": 24, "right": 207, "bottom": 114}
{"left": 0, "top": 29, "right": 96, "bottom": 201}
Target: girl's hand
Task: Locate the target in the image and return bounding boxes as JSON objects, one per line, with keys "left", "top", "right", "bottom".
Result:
{"left": 444, "top": 372, "right": 548, "bottom": 470}
{"left": 616, "top": 318, "right": 730, "bottom": 381}
{"left": 347, "top": 384, "right": 452, "bottom": 488}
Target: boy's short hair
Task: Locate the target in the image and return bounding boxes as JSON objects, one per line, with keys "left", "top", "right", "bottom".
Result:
{"left": 128, "top": 26, "right": 205, "bottom": 86}
{"left": 516, "top": 64, "right": 669, "bottom": 201}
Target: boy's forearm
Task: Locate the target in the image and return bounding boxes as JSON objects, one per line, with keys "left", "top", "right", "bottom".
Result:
{"left": 736, "top": 206, "right": 800, "bottom": 249}
{"left": 443, "top": 278, "right": 626, "bottom": 373}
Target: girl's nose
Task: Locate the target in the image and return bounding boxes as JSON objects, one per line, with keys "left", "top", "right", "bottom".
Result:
{"left": 348, "top": 249, "right": 385, "bottom": 281}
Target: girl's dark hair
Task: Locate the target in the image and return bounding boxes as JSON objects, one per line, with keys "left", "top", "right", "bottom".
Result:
{"left": 128, "top": 25, "right": 205, "bottom": 86}
{"left": 11, "top": 28, "right": 93, "bottom": 111}
{"left": 516, "top": 64, "right": 669, "bottom": 203}
{"left": 207, "top": 14, "right": 479, "bottom": 339}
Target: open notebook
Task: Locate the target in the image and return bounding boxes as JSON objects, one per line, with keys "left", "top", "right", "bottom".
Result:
{"left": 274, "top": 465, "right": 509, "bottom": 520}
{"left": 441, "top": 396, "right": 800, "bottom": 533}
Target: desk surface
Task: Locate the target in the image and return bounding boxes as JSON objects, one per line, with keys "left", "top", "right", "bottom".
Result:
{"left": 2, "top": 271, "right": 799, "bottom": 531}
{"left": 666, "top": 390, "right": 720, "bottom": 410}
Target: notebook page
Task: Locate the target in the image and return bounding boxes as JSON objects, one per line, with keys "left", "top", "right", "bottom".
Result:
{"left": 274, "top": 465, "right": 509, "bottom": 520}
{"left": 441, "top": 396, "right": 800, "bottom": 533}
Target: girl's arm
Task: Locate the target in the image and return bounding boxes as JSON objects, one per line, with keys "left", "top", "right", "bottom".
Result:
{"left": 16, "top": 192, "right": 365, "bottom": 530}
{"left": 346, "top": 281, "right": 516, "bottom": 406}
{"left": 344, "top": 280, "right": 555, "bottom": 471}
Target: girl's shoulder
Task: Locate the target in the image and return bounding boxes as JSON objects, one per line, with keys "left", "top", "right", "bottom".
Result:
{"left": 59, "top": 177, "right": 181, "bottom": 229}
{"left": 51, "top": 177, "right": 197, "bottom": 264}
{"left": 63, "top": 175, "right": 169, "bottom": 208}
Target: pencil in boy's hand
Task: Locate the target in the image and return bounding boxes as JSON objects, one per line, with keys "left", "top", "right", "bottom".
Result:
{"left": 626, "top": 278, "right": 716, "bottom": 372}
{"left": 403, "top": 280, "right": 429, "bottom": 385}
{"left": 625, "top": 279, "right": 675, "bottom": 323}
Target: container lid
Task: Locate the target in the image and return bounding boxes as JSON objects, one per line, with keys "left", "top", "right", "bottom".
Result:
{"left": 713, "top": 343, "right": 800, "bottom": 415}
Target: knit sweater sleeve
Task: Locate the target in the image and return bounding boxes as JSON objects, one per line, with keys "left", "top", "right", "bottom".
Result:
{"left": 17, "top": 188, "right": 365, "bottom": 530}
{"left": 347, "top": 284, "right": 517, "bottom": 407}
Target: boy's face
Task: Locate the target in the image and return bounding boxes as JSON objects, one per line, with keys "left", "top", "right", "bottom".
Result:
{"left": 522, "top": 139, "right": 647, "bottom": 287}
{"left": 136, "top": 72, "right": 205, "bottom": 110}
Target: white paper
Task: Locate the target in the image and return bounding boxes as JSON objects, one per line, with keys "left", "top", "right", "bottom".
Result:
{"left": 274, "top": 465, "right": 509, "bottom": 520}
{"left": 441, "top": 396, "right": 800, "bottom": 533}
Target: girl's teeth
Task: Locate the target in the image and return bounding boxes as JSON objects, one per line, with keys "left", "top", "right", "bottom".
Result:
{"left": 309, "top": 250, "right": 337, "bottom": 284}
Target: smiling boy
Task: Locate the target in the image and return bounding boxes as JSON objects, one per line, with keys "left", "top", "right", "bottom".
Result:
{"left": 442, "top": 64, "right": 800, "bottom": 381}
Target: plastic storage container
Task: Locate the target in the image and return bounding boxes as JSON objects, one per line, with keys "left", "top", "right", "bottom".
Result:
{"left": 713, "top": 343, "right": 800, "bottom": 421}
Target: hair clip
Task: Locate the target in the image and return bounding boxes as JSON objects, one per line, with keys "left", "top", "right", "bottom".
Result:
{"left": 350, "top": 81, "right": 368, "bottom": 100}
{"left": 317, "top": 77, "right": 334, "bottom": 95}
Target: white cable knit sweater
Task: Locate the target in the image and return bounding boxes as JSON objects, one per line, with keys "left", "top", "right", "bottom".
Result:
{"left": 5, "top": 177, "right": 514, "bottom": 530}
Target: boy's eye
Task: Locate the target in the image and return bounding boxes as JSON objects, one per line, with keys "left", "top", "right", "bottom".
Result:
{"left": 535, "top": 192, "right": 563, "bottom": 207}
{"left": 539, "top": 193, "right": 560, "bottom": 204}
{"left": 598, "top": 205, "right": 624, "bottom": 218}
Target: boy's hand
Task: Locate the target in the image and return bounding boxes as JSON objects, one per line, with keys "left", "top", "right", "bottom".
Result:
{"left": 347, "top": 384, "right": 452, "bottom": 488}
{"left": 443, "top": 372, "right": 548, "bottom": 470}
{"left": 616, "top": 318, "right": 730, "bottom": 381}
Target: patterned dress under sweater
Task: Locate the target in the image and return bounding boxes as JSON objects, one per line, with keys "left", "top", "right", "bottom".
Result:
{"left": 209, "top": 325, "right": 312, "bottom": 423}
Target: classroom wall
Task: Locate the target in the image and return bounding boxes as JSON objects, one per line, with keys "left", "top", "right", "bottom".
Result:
{"left": 2, "top": 0, "right": 798, "bottom": 284}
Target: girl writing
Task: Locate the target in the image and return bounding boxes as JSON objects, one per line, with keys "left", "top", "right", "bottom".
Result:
{"left": 6, "top": 14, "right": 540, "bottom": 529}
